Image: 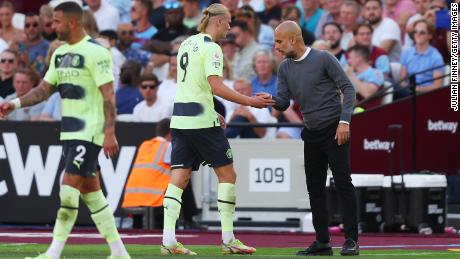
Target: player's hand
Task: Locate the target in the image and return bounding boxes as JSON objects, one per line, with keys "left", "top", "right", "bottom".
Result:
{"left": 255, "top": 92, "right": 272, "bottom": 99}
{"left": 103, "top": 132, "right": 119, "bottom": 158}
{"left": 0, "top": 102, "right": 14, "bottom": 119}
{"left": 217, "top": 113, "right": 226, "bottom": 129}
{"left": 249, "top": 95, "right": 275, "bottom": 108}
{"left": 335, "top": 122, "right": 350, "bottom": 145}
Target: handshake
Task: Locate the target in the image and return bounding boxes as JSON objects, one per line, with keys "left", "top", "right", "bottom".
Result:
{"left": 248, "top": 92, "right": 276, "bottom": 108}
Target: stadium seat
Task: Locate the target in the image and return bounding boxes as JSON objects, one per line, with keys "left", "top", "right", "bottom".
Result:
{"left": 442, "top": 65, "right": 451, "bottom": 87}
{"left": 390, "top": 62, "right": 402, "bottom": 83}
{"left": 382, "top": 81, "right": 394, "bottom": 105}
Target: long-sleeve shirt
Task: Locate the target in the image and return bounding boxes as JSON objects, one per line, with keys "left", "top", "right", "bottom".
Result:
{"left": 274, "top": 48, "right": 355, "bottom": 131}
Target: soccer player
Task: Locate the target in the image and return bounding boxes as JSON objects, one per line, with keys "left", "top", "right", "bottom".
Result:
{"left": 0, "top": 2, "right": 130, "bottom": 259}
{"left": 160, "top": 3, "right": 275, "bottom": 255}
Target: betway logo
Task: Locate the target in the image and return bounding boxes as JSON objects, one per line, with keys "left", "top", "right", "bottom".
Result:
{"left": 427, "top": 120, "right": 458, "bottom": 134}
{"left": 363, "top": 138, "right": 395, "bottom": 151}
{"left": 0, "top": 133, "right": 136, "bottom": 210}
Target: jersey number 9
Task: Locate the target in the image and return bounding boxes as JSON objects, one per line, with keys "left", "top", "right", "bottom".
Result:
{"left": 180, "top": 52, "right": 189, "bottom": 82}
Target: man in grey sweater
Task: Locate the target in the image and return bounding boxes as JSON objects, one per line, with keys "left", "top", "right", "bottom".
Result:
{"left": 268, "top": 21, "right": 359, "bottom": 256}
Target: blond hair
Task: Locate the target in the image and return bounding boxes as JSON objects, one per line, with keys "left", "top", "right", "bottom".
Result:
{"left": 197, "top": 3, "right": 230, "bottom": 33}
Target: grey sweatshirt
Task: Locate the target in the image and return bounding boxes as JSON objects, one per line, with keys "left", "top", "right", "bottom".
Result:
{"left": 273, "top": 48, "right": 356, "bottom": 131}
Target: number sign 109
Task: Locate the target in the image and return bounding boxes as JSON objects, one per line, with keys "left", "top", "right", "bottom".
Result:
{"left": 249, "top": 159, "right": 290, "bottom": 192}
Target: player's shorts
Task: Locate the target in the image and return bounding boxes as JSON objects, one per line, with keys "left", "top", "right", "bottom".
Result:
{"left": 62, "top": 140, "right": 101, "bottom": 177}
{"left": 170, "top": 127, "right": 233, "bottom": 171}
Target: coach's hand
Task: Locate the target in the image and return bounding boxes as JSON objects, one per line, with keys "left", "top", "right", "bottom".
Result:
{"left": 250, "top": 94, "right": 275, "bottom": 108}
{"left": 103, "top": 132, "right": 119, "bottom": 158}
{"left": 0, "top": 102, "right": 14, "bottom": 119}
{"left": 335, "top": 123, "right": 350, "bottom": 145}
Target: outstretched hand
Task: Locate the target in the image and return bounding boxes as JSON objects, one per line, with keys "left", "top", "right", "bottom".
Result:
{"left": 0, "top": 102, "right": 14, "bottom": 119}
{"left": 250, "top": 92, "right": 275, "bottom": 108}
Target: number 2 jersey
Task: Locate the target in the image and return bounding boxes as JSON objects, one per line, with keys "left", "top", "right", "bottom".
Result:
{"left": 44, "top": 36, "right": 114, "bottom": 146}
{"left": 170, "top": 33, "right": 223, "bottom": 129}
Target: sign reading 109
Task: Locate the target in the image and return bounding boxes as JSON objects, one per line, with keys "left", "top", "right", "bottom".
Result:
{"left": 249, "top": 159, "right": 290, "bottom": 192}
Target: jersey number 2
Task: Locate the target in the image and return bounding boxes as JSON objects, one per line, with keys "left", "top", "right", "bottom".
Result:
{"left": 180, "top": 52, "right": 189, "bottom": 82}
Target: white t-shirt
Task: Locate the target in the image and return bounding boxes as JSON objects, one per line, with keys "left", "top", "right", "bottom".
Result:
{"left": 92, "top": 0, "right": 120, "bottom": 31}
{"left": 157, "top": 79, "right": 177, "bottom": 104}
{"left": 226, "top": 105, "right": 274, "bottom": 124}
{"left": 133, "top": 100, "right": 173, "bottom": 122}
{"left": 372, "top": 18, "right": 402, "bottom": 62}
{"left": 111, "top": 46, "right": 126, "bottom": 92}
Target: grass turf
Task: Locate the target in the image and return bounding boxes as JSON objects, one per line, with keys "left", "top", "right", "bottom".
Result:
{"left": 0, "top": 244, "right": 459, "bottom": 258}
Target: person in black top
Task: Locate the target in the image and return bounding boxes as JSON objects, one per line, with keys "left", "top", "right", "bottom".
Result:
{"left": 0, "top": 49, "right": 19, "bottom": 99}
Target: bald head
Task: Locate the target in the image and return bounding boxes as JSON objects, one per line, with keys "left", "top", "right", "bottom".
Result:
{"left": 275, "top": 21, "right": 302, "bottom": 39}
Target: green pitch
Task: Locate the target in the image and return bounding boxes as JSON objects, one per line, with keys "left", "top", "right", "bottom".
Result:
{"left": 0, "top": 244, "right": 459, "bottom": 258}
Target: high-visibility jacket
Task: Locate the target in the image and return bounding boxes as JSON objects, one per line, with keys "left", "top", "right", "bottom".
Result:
{"left": 122, "top": 137, "right": 170, "bottom": 208}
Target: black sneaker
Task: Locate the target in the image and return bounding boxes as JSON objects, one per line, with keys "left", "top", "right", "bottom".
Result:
{"left": 296, "top": 240, "right": 333, "bottom": 256}
{"left": 340, "top": 238, "right": 359, "bottom": 256}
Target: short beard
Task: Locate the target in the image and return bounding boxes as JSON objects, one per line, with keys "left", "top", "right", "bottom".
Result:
{"left": 57, "top": 29, "right": 70, "bottom": 42}
{"left": 368, "top": 16, "right": 382, "bottom": 25}
{"left": 331, "top": 40, "right": 340, "bottom": 49}
{"left": 285, "top": 51, "right": 297, "bottom": 59}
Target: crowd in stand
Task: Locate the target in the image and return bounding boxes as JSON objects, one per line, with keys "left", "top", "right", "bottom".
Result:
{"left": 0, "top": 0, "right": 453, "bottom": 139}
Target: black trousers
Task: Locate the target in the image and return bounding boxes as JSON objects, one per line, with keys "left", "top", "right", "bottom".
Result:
{"left": 301, "top": 121, "right": 358, "bottom": 242}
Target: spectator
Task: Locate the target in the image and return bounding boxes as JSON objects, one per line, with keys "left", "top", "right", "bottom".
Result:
{"left": 404, "top": 0, "right": 430, "bottom": 48}
{"left": 116, "top": 23, "right": 156, "bottom": 69}
{"left": 107, "top": 0, "right": 132, "bottom": 23}
{"left": 235, "top": 5, "right": 274, "bottom": 50}
{"left": 231, "top": 20, "right": 261, "bottom": 80}
{"left": 251, "top": 49, "right": 277, "bottom": 97}
{"left": 39, "top": 92, "right": 61, "bottom": 121}
{"left": 281, "top": 4, "right": 315, "bottom": 46}
{"left": 39, "top": 4, "right": 57, "bottom": 41}
{"left": 315, "top": 0, "right": 343, "bottom": 39}
{"left": 311, "top": 39, "right": 330, "bottom": 50}
{"left": 345, "top": 44, "right": 384, "bottom": 109}
{"left": 149, "top": 0, "right": 167, "bottom": 31}
{"left": 0, "top": 49, "right": 18, "bottom": 99}
{"left": 352, "top": 23, "right": 390, "bottom": 76}
{"left": 151, "top": 5, "right": 192, "bottom": 43}
{"left": 225, "top": 78, "right": 276, "bottom": 138}
{"left": 219, "top": 32, "right": 237, "bottom": 68}
{"left": 220, "top": 0, "right": 239, "bottom": 18}
{"left": 84, "top": 0, "right": 120, "bottom": 31}
{"left": 182, "top": 0, "right": 203, "bottom": 29}
{"left": 116, "top": 60, "right": 144, "bottom": 114}
{"left": 423, "top": 0, "right": 451, "bottom": 64}
{"left": 400, "top": 19, "right": 444, "bottom": 93}
{"left": 339, "top": 0, "right": 360, "bottom": 50}
{"left": 322, "top": 22, "right": 347, "bottom": 66}
{"left": 257, "top": 0, "right": 282, "bottom": 27}
{"left": 99, "top": 30, "right": 126, "bottom": 91}
{"left": 157, "top": 53, "right": 178, "bottom": 106}
{"left": 274, "top": 101, "right": 304, "bottom": 139}
{"left": 24, "top": 13, "right": 50, "bottom": 76}
{"left": 383, "top": 0, "right": 416, "bottom": 32}
{"left": 133, "top": 73, "right": 173, "bottom": 122}
{"left": 82, "top": 10, "right": 99, "bottom": 38}
{"left": 131, "top": 0, "right": 158, "bottom": 49}
{"left": 298, "top": 0, "right": 327, "bottom": 39}
{"left": 0, "top": 1, "right": 26, "bottom": 45}
{"left": 362, "top": 0, "right": 402, "bottom": 62}
{"left": 5, "top": 68, "right": 45, "bottom": 121}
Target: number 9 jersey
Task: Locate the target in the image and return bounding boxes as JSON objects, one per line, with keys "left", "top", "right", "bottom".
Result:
{"left": 171, "top": 34, "right": 223, "bottom": 129}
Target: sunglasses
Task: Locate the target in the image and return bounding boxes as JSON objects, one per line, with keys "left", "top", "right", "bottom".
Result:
{"left": 121, "top": 30, "right": 134, "bottom": 36}
{"left": 165, "top": 2, "right": 181, "bottom": 9}
{"left": 414, "top": 30, "right": 428, "bottom": 35}
{"left": 141, "top": 84, "right": 157, "bottom": 90}
{"left": 0, "top": 58, "right": 14, "bottom": 64}
{"left": 25, "top": 22, "right": 39, "bottom": 28}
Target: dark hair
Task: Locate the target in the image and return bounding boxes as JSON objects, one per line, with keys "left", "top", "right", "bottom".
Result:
{"left": 140, "top": 73, "right": 159, "bottom": 84}
{"left": 120, "top": 60, "right": 142, "bottom": 85}
{"left": 282, "top": 4, "right": 302, "bottom": 20}
{"left": 25, "top": 12, "right": 39, "bottom": 18}
{"left": 99, "top": 30, "right": 118, "bottom": 41}
{"left": 139, "top": 0, "right": 153, "bottom": 15}
{"left": 347, "top": 44, "right": 370, "bottom": 61}
{"left": 54, "top": 1, "right": 83, "bottom": 20}
{"left": 353, "top": 23, "right": 373, "bottom": 36}
{"left": 156, "top": 118, "right": 171, "bottom": 137}
{"left": 231, "top": 19, "right": 250, "bottom": 32}
{"left": 0, "top": 1, "right": 14, "bottom": 11}
{"left": 322, "top": 22, "right": 343, "bottom": 34}
{"left": 364, "top": 0, "right": 382, "bottom": 7}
